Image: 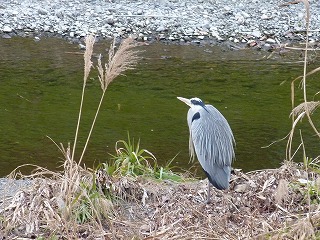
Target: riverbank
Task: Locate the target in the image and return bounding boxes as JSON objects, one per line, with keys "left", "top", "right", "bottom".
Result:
{"left": 1, "top": 161, "right": 319, "bottom": 239}
{"left": 1, "top": 0, "right": 319, "bottom": 50}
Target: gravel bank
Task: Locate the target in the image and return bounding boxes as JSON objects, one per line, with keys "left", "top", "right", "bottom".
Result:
{"left": 1, "top": 0, "right": 320, "bottom": 48}
{"left": 0, "top": 178, "right": 33, "bottom": 204}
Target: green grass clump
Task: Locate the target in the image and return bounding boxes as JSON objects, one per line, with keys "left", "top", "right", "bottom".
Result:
{"left": 74, "top": 180, "right": 112, "bottom": 224}
{"left": 102, "top": 133, "right": 185, "bottom": 182}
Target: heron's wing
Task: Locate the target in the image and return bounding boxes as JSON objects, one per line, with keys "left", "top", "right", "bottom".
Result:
{"left": 188, "top": 105, "right": 235, "bottom": 189}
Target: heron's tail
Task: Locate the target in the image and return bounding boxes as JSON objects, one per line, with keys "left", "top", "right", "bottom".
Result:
{"left": 204, "top": 165, "right": 231, "bottom": 190}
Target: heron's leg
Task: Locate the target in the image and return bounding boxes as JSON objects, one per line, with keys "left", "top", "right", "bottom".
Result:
{"left": 206, "top": 179, "right": 211, "bottom": 204}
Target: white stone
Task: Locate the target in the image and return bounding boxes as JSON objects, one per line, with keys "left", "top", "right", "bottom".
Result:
{"left": 78, "top": 43, "right": 86, "bottom": 50}
{"left": 261, "top": 13, "right": 271, "bottom": 20}
{"left": 3, "top": 26, "right": 12, "bottom": 33}
{"left": 156, "top": 26, "right": 166, "bottom": 32}
{"left": 251, "top": 30, "right": 261, "bottom": 38}
{"left": 11, "top": 10, "right": 19, "bottom": 15}
{"left": 266, "top": 38, "right": 276, "bottom": 44}
{"left": 43, "top": 26, "right": 50, "bottom": 32}
{"left": 242, "top": 12, "right": 250, "bottom": 18}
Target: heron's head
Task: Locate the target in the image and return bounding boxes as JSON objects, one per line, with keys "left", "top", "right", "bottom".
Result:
{"left": 177, "top": 97, "right": 205, "bottom": 108}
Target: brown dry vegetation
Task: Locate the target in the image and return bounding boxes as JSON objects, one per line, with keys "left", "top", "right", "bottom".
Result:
{"left": 1, "top": 161, "right": 320, "bottom": 239}
{"left": 100, "top": 162, "right": 320, "bottom": 239}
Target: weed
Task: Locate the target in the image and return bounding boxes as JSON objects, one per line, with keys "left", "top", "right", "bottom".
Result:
{"left": 305, "top": 157, "right": 320, "bottom": 175}
{"left": 286, "top": 0, "right": 320, "bottom": 162}
{"left": 110, "top": 133, "right": 156, "bottom": 176}
{"left": 104, "top": 133, "right": 184, "bottom": 182}
{"left": 74, "top": 180, "right": 112, "bottom": 224}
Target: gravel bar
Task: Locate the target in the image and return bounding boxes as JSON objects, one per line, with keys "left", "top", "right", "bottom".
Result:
{"left": 0, "top": 0, "right": 320, "bottom": 48}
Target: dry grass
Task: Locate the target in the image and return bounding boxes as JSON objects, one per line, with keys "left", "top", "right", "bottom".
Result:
{"left": 0, "top": 150, "right": 109, "bottom": 238}
{"left": 290, "top": 101, "right": 320, "bottom": 118}
{"left": 72, "top": 35, "right": 95, "bottom": 162}
{"left": 97, "top": 38, "right": 142, "bottom": 91}
{"left": 78, "top": 37, "right": 143, "bottom": 164}
{"left": 105, "top": 162, "right": 320, "bottom": 239}
{"left": 285, "top": 0, "right": 320, "bottom": 161}
{"left": 1, "top": 162, "right": 320, "bottom": 239}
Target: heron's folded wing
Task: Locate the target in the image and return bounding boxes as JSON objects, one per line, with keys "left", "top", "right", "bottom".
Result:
{"left": 190, "top": 105, "right": 235, "bottom": 170}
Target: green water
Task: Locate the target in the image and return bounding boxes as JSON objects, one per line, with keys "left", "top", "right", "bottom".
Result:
{"left": 0, "top": 37, "right": 319, "bottom": 177}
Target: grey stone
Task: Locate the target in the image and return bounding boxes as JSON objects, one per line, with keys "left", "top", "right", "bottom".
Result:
{"left": 38, "top": 8, "right": 48, "bottom": 15}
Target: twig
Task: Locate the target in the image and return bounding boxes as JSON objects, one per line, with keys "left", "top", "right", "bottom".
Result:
{"left": 285, "top": 47, "right": 320, "bottom": 51}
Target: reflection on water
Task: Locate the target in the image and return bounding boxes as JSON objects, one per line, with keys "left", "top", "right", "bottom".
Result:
{"left": 0, "top": 37, "right": 319, "bottom": 177}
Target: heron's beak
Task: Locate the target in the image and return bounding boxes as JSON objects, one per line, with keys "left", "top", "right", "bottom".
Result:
{"left": 177, "top": 97, "right": 192, "bottom": 107}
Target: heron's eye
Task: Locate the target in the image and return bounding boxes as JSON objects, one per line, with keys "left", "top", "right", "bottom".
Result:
{"left": 191, "top": 99, "right": 202, "bottom": 105}
{"left": 191, "top": 112, "right": 200, "bottom": 122}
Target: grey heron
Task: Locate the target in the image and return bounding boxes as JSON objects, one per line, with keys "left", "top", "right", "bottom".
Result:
{"left": 177, "top": 97, "right": 235, "bottom": 203}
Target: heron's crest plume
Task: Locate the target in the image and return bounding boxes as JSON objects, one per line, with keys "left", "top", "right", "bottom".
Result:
{"left": 190, "top": 97, "right": 204, "bottom": 106}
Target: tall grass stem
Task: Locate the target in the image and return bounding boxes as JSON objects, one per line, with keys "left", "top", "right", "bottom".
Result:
{"left": 72, "top": 35, "right": 95, "bottom": 161}
{"left": 78, "top": 91, "right": 106, "bottom": 165}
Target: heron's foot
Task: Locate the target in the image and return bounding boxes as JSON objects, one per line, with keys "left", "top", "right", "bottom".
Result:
{"left": 206, "top": 181, "right": 211, "bottom": 204}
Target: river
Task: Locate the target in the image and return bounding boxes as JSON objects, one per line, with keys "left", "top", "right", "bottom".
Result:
{"left": 0, "top": 37, "right": 319, "bottom": 177}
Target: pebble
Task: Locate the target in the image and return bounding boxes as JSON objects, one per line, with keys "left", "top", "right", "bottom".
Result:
{"left": 251, "top": 30, "right": 262, "bottom": 38}
{"left": 3, "top": 25, "right": 12, "bottom": 33}
{"left": 266, "top": 38, "right": 277, "bottom": 44}
{"left": 0, "top": 0, "right": 319, "bottom": 47}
